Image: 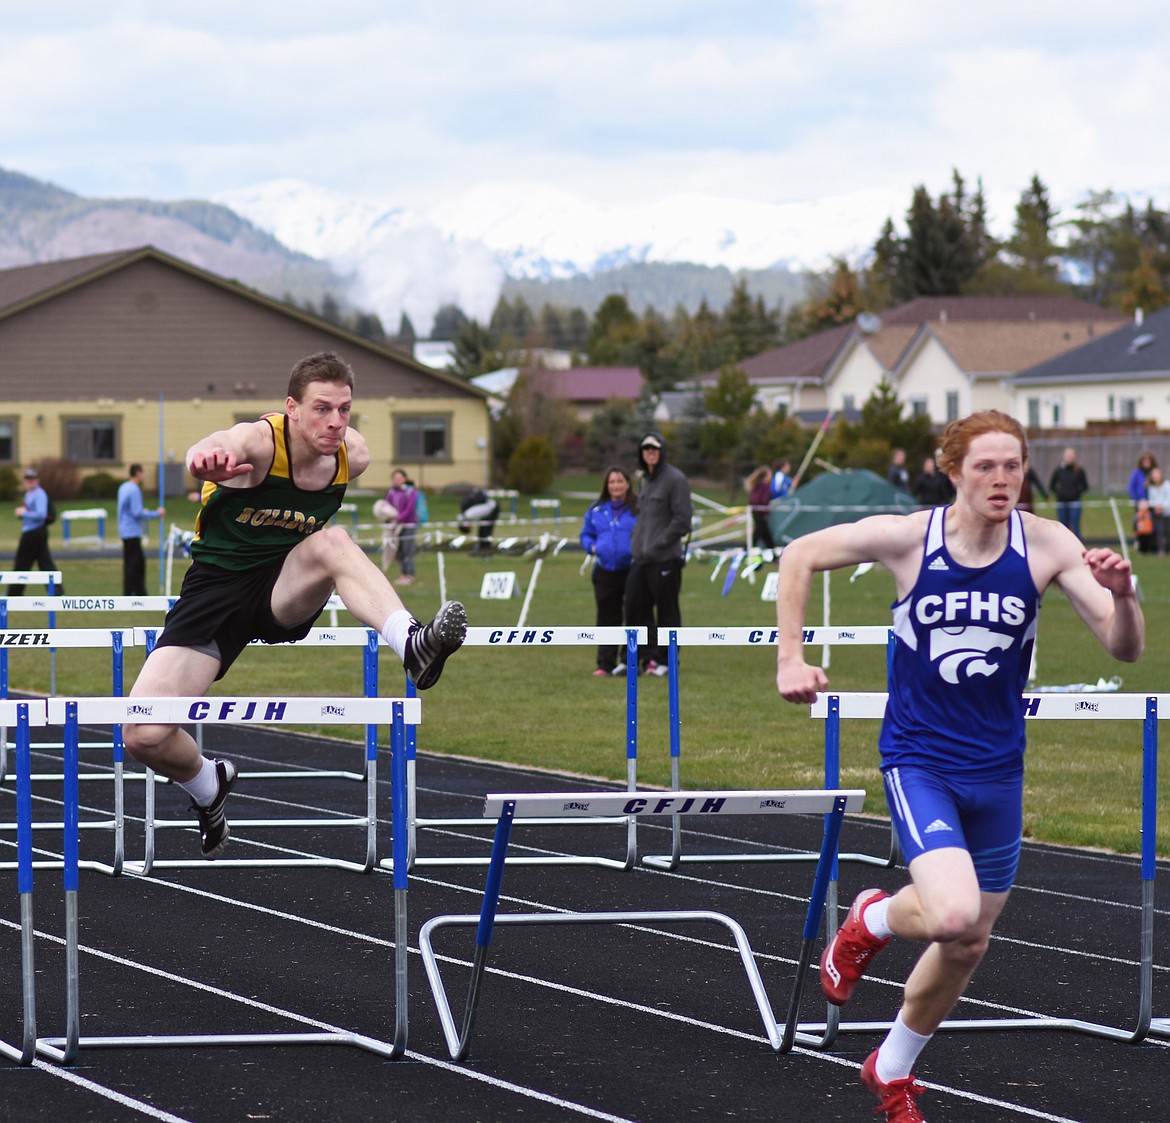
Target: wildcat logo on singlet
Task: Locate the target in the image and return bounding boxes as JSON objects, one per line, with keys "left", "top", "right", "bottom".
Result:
{"left": 233, "top": 508, "right": 322, "bottom": 533}
{"left": 914, "top": 590, "right": 1027, "bottom": 685}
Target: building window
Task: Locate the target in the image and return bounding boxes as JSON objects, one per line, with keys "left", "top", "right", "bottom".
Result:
{"left": 64, "top": 418, "right": 119, "bottom": 463}
{"left": 909, "top": 396, "right": 928, "bottom": 418}
{"left": 1027, "top": 398, "right": 1041, "bottom": 428}
{"left": 0, "top": 418, "right": 15, "bottom": 465}
{"left": 1049, "top": 397, "right": 1063, "bottom": 427}
{"left": 395, "top": 414, "right": 451, "bottom": 461}
{"left": 946, "top": 391, "right": 959, "bottom": 423}
{"left": 841, "top": 394, "right": 856, "bottom": 413}
{"left": 1120, "top": 397, "right": 1138, "bottom": 420}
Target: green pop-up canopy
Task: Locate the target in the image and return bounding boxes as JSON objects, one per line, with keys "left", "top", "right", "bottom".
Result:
{"left": 768, "top": 469, "right": 919, "bottom": 544}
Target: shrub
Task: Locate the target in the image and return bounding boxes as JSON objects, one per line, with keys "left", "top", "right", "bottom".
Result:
{"left": 505, "top": 435, "right": 558, "bottom": 494}
{"left": 0, "top": 466, "right": 17, "bottom": 502}
{"left": 32, "top": 457, "right": 81, "bottom": 500}
{"left": 78, "top": 471, "right": 122, "bottom": 500}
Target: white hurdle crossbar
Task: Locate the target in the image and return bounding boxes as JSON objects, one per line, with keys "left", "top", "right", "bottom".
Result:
{"left": 383, "top": 626, "right": 648, "bottom": 872}
{"left": 420, "top": 786, "right": 866, "bottom": 1061}
{"left": 804, "top": 691, "right": 1165, "bottom": 1046}
{"left": 641, "top": 626, "right": 899, "bottom": 872}
{"left": 26, "top": 696, "right": 418, "bottom": 1066}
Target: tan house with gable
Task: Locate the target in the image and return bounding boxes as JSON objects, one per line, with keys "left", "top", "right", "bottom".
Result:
{"left": 703, "top": 296, "right": 1127, "bottom": 426}
{"left": 0, "top": 246, "right": 491, "bottom": 494}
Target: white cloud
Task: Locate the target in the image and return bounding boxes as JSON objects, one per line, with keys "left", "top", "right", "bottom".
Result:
{"left": 0, "top": 3, "right": 1167, "bottom": 242}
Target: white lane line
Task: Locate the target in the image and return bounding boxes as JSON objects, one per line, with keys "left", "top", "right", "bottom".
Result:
{"left": 27, "top": 1060, "right": 197, "bottom": 1123}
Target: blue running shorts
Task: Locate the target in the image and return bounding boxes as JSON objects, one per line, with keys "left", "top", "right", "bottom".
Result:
{"left": 882, "top": 764, "right": 1023, "bottom": 893}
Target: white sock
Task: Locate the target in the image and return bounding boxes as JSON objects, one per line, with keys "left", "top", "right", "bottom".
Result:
{"left": 380, "top": 609, "right": 414, "bottom": 660}
{"left": 864, "top": 895, "right": 893, "bottom": 940}
{"left": 875, "top": 1012, "right": 932, "bottom": 1083}
{"left": 178, "top": 758, "right": 219, "bottom": 806}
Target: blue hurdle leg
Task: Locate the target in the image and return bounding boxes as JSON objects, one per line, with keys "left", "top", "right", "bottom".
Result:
{"left": 778, "top": 795, "right": 848, "bottom": 1053}
{"left": 454, "top": 801, "right": 516, "bottom": 1061}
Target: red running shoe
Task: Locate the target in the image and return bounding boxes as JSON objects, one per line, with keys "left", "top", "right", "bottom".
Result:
{"left": 820, "top": 888, "right": 891, "bottom": 1005}
{"left": 861, "top": 1050, "right": 928, "bottom": 1122}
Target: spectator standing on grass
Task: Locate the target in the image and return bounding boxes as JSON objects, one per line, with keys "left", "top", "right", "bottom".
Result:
{"left": 911, "top": 456, "right": 954, "bottom": 506}
{"left": 385, "top": 468, "right": 418, "bottom": 585}
{"left": 120, "top": 351, "right": 466, "bottom": 860}
{"left": 10, "top": 466, "right": 58, "bottom": 595}
{"left": 747, "top": 465, "right": 776, "bottom": 550}
{"left": 888, "top": 447, "right": 911, "bottom": 492}
{"left": 1049, "top": 446, "right": 1089, "bottom": 539}
{"left": 626, "top": 432, "right": 692, "bottom": 677}
{"left": 580, "top": 466, "right": 638, "bottom": 676}
{"left": 770, "top": 458, "right": 793, "bottom": 501}
{"left": 1017, "top": 465, "right": 1048, "bottom": 513}
{"left": 775, "top": 409, "right": 1143, "bottom": 1122}
{"left": 117, "top": 463, "right": 165, "bottom": 595}
{"left": 1128, "top": 452, "right": 1156, "bottom": 510}
{"left": 1145, "top": 466, "right": 1170, "bottom": 554}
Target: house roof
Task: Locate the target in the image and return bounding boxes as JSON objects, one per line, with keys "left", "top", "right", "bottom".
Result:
{"left": 879, "top": 295, "right": 1127, "bottom": 326}
{"left": 531, "top": 366, "right": 644, "bottom": 402}
{"left": 0, "top": 244, "right": 487, "bottom": 400}
{"left": 899, "top": 318, "right": 1130, "bottom": 380}
{"left": 730, "top": 322, "right": 855, "bottom": 385}
{"left": 702, "top": 295, "right": 1130, "bottom": 388}
{"left": 1014, "top": 306, "right": 1170, "bottom": 385}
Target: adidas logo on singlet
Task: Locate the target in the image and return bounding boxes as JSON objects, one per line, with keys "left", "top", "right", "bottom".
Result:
{"left": 924, "top": 819, "right": 953, "bottom": 834}
{"left": 928, "top": 556, "right": 949, "bottom": 571}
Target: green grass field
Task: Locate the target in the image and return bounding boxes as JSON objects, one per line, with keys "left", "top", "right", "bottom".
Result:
{"left": 3, "top": 483, "right": 1166, "bottom": 857}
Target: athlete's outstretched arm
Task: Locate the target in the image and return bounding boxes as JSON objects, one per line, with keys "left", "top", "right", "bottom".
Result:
{"left": 775, "top": 513, "right": 925, "bottom": 703}
{"left": 1031, "top": 514, "right": 1145, "bottom": 662}
{"left": 186, "top": 420, "right": 273, "bottom": 484}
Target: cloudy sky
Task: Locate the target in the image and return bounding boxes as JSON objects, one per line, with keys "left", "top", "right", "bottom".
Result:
{"left": 4, "top": 1, "right": 1169, "bottom": 241}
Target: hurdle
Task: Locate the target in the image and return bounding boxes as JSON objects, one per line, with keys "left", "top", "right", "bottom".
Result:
{"left": 419, "top": 785, "right": 866, "bottom": 1060}
{"left": 22, "top": 695, "right": 417, "bottom": 1065}
{"left": 386, "top": 626, "right": 648, "bottom": 871}
{"left": 60, "top": 507, "right": 110, "bottom": 547}
{"left": 0, "top": 699, "right": 49, "bottom": 1064}
{"left": 128, "top": 627, "right": 384, "bottom": 874}
{"left": 804, "top": 691, "right": 1165, "bottom": 1046}
{"left": 640, "top": 626, "right": 899, "bottom": 871}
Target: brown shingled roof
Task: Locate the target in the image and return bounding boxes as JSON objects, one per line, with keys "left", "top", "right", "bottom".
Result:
{"left": 0, "top": 248, "right": 139, "bottom": 313}
{"left": 530, "top": 366, "right": 644, "bottom": 401}
{"left": 880, "top": 295, "right": 1127, "bottom": 325}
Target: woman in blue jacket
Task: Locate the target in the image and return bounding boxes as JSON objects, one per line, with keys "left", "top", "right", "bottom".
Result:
{"left": 580, "top": 467, "right": 638, "bottom": 675}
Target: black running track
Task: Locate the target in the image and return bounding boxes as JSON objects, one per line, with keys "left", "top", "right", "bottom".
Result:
{"left": 2, "top": 726, "right": 1167, "bottom": 1123}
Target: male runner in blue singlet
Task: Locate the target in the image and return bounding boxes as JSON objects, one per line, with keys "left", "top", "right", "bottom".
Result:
{"left": 123, "top": 352, "right": 467, "bottom": 859}
{"left": 775, "top": 410, "right": 1143, "bottom": 1123}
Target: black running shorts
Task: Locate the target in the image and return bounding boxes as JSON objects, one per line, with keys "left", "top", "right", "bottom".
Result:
{"left": 152, "top": 558, "right": 325, "bottom": 679}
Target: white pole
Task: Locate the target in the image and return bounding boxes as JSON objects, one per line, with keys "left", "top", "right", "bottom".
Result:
{"left": 516, "top": 558, "right": 542, "bottom": 628}
{"left": 437, "top": 550, "right": 447, "bottom": 606}
{"left": 822, "top": 569, "right": 831, "bottom": 668}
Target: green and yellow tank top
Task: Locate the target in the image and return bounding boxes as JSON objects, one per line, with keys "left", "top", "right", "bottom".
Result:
{"left": 191, "top": 413, "right": 349, "bottom": 571}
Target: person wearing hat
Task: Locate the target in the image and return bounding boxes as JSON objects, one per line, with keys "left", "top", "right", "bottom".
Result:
{"left": 11, "top": 466, "right": 59, "bottom": 595}
{"left": 626, "top": 431, "right": 692, "bottom": 676}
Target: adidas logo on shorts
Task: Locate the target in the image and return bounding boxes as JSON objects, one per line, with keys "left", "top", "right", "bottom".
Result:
{"left": 924, "top": 818, "right": 953, "bottom": 833}
{"left": 928, "top": 556, "right": 949, "bottom": 571}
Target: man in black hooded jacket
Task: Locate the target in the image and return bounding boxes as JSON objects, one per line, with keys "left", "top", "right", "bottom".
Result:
{"left": 626, "top": 432, "right": 693, "bottom": 675}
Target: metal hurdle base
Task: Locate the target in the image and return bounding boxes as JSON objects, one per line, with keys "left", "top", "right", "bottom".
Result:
{"left": 419, "top": 787, "right": 863, "bottom": 1061}
{"left": 19, "top": 696, "right": 418, "bottom": 1067}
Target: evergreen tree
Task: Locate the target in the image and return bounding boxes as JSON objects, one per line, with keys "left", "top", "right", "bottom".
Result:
{"left": 587, "top": 294, "right": 640, "bottom": 364}
{"left": 430, "top": 303, "right": 469, "bottom": 339}
{"left": 450, "top": 318, "right": 498, "bottom": 379}
{"left": 320, "top": 293, "right": 342, "bottom": 324}
{"left": 395, "top": 311, "right": 417, "bottom": 345}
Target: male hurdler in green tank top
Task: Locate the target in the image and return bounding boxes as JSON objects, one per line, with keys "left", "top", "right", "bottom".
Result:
{"left": 121, "top": 350, "right": 467, "bottom": 862}
{"left": 192, "top": 413, "right": 349, "bottom": 571}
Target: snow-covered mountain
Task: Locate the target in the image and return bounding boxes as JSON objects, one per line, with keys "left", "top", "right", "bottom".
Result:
{"left": 214, "top": 178, "right": 900, "bottom": 335}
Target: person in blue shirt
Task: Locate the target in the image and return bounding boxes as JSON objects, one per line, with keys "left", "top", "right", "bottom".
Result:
{"left": 10, "top": 466, "right": 58, "bottom": 595}
{"left": 579, "top": 466, "right": 638, "bottom": 676}
{"left": 775, "top": 410, "right": 1144, "bottom": 1123}
{"left": 117, "top": 463, "right": 166, "bottom": 595}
